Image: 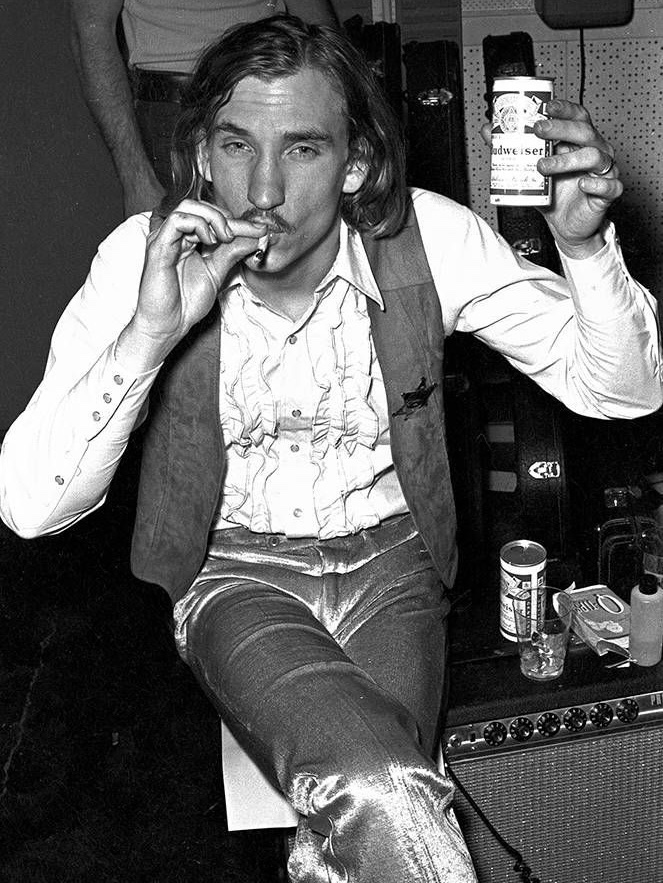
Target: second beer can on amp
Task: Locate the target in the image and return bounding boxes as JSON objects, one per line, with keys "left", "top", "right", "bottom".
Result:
{"left": 490, "top": 76, "right": 554, "bottom": 207}
{"left": 500, "top": 539, "right": 547, "bottom": 641}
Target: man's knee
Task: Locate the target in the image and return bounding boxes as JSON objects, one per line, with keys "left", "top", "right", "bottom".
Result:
{"left": 287, "top": 741, "right": 452, "bottom": 825}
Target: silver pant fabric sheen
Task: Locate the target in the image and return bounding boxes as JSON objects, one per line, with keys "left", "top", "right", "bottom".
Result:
{"left": 174, "top": 516, "right": 477, "bottom": 882}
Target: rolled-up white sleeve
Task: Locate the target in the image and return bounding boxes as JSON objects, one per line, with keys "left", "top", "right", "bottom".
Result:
{"left": 0, "top": 213, "right": 161, "bottom": 538}
{"left": 412, "top": 188, "right": 661, "bottom": 418}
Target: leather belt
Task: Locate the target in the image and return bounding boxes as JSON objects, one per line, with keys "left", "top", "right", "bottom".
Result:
{"left": 131, "top": 68, "right": 192, "bottom": 103}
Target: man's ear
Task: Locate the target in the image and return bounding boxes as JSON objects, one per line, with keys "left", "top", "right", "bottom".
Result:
{"left": 196, "top": 140, "right": 212, "bottom": 183}
{"left": 342, "top": 157, "right": 368, "bottom": 195}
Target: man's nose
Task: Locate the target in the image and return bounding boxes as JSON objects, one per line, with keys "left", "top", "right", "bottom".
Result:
{"left": 248, "top": 155, "right": 285, "bottom": 210}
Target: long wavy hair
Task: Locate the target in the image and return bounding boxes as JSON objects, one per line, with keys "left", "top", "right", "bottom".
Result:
{"left": 167, "top": 14, "right": 408, "bottom": 238}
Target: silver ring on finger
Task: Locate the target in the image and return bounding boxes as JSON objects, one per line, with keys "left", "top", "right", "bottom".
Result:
{"left": 591, "top": 155, "right": 615, "bottom": 177}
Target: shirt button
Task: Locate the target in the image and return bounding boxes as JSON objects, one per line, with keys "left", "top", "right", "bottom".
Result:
{"left": 290, "top": 443, "right": 300, "bottom": 453}
{"left": 103, "top": 393, "right": 112, "bottom": 403}
{"left": 292, "top": 409, "right": 301, "bottom": 418}
{"left": 268, "top": 536, "right": 280, "bottom": 547}
{"left": 288, "top": 334, "right": 297, "bottom": 345}
{"left": 113, "top": 374, "right": 124, "bottom": 385}
{"left": 293, "top": 508, "right": 303, "bottom": 518}
{"left": 92, "top": 411, "right": 101, "bottom": 421}
{"left": 55, "top": 475, "right": 65, "bottom": 485}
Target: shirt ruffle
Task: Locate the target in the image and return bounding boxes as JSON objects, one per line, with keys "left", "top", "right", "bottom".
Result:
{"left": 309, "top": 284, "right": 380, "bottom": 458}
{"left": 216, "top": 281, "right": 387, "bottom": 537}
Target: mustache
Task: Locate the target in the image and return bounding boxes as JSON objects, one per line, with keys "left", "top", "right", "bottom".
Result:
{"left": 240, "top": 209, "right": 294, "bottom": 235}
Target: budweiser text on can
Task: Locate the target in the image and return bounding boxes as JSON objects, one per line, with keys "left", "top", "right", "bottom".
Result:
{"left": 490, "top": 76, "right": 554, "bottom": 207}
{"left": 500, "top": 540, "right": 547, "bottom": 641}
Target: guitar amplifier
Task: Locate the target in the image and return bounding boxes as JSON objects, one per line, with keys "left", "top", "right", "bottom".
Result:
{"left": 443, "top": 621, "right": 663, "bottom": 883}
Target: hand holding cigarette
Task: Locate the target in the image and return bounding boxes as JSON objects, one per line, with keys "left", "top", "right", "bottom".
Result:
{"left": 130, "top": 199, "right": 267, "bottom": 361}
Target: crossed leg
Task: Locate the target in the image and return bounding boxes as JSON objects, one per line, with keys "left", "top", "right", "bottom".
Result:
{"left": 176, "top": 530, "right": 476, "bottom": 882}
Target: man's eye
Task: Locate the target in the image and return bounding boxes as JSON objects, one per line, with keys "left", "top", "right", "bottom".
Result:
{"left": 223, "top": 141, "right": 250, "bottom": 154}
{"left": 291, "top": 145, "right": 318, "bottom": 158}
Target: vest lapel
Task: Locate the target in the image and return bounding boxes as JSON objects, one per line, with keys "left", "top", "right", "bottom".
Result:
{"left": 363, "top": 211, "right": 457, "bottom": 587}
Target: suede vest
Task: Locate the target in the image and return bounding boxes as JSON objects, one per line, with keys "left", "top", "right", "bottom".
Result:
{"left": 130, "top": 209, "right": 457, "bottom": 604}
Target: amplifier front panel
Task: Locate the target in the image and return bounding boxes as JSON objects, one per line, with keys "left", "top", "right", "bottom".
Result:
{"left": 444, "top": 717, "right": 663, "bottom": 882}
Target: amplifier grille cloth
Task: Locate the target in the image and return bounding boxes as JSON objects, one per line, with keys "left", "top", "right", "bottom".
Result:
{"left": 449, "top": 727, "right": 663, "bottom": 882}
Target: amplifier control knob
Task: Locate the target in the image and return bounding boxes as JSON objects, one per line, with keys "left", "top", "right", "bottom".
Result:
{"left": 589, "top": 702, "right": 613, "bottom": 728}
{"left": 616, "top": 698, "right": 639, "bottom": 723}
{"left": 483, "top": 721, "right": 508, "bottom": 746}
{"left": 509, "top": 717, "right": 535, "bottom": 742}
{"left": 536, "top": 712, "right": 561, "bottom": 736}
{"left": 563, "top": 706, "right": 587, "bottom": 732}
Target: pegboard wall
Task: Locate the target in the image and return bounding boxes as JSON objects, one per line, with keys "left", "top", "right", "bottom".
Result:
{"left": 462, "top": 1, "right": 663, "bottom": 292}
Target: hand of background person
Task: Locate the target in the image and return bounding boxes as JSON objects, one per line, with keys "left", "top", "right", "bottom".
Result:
{"left": 482, "top": 99, "right": 621, "bottom": 259}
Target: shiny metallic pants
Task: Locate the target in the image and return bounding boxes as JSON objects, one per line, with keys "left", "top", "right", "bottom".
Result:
{"left": 174, "top": 516, "right": 476, "bottom": 882}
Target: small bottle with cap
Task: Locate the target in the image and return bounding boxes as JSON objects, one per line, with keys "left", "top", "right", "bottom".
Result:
{"left": 629, "top": 573, "right": 663, "bottom": 666}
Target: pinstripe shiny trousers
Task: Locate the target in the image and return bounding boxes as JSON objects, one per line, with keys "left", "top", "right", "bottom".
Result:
{"left": 173, "top": 514, "right": 477, "bottom": 882}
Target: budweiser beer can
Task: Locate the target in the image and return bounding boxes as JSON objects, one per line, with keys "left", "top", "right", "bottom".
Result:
{"left": 490, "top": 76, "right": 554, "bottom": 206}
{"left": 500, "top": 540, "right": 547, "bottom": 641}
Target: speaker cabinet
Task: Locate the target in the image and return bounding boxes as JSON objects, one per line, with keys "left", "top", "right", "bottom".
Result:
{"left": 443, "top": 689, "right": 663, "bottom": 882}
{"left": 534, "top": 0, "right": 634, "bottom": 30}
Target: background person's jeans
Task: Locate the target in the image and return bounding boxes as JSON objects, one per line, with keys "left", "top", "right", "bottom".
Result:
{"left": 174, "top": 516, "right": 477, "bottom": 882}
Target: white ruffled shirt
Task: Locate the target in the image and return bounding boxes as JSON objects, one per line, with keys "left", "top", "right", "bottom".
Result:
{"left": 213, "top": 240, "right": 400, "bottom": 538}
{"left": 0, "top": 189, "right": 660, "bottom": 539}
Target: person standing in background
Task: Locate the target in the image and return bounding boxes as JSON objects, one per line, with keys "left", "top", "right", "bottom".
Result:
{"left": 68, "top": 0, "right": 340, "bottom": 216}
